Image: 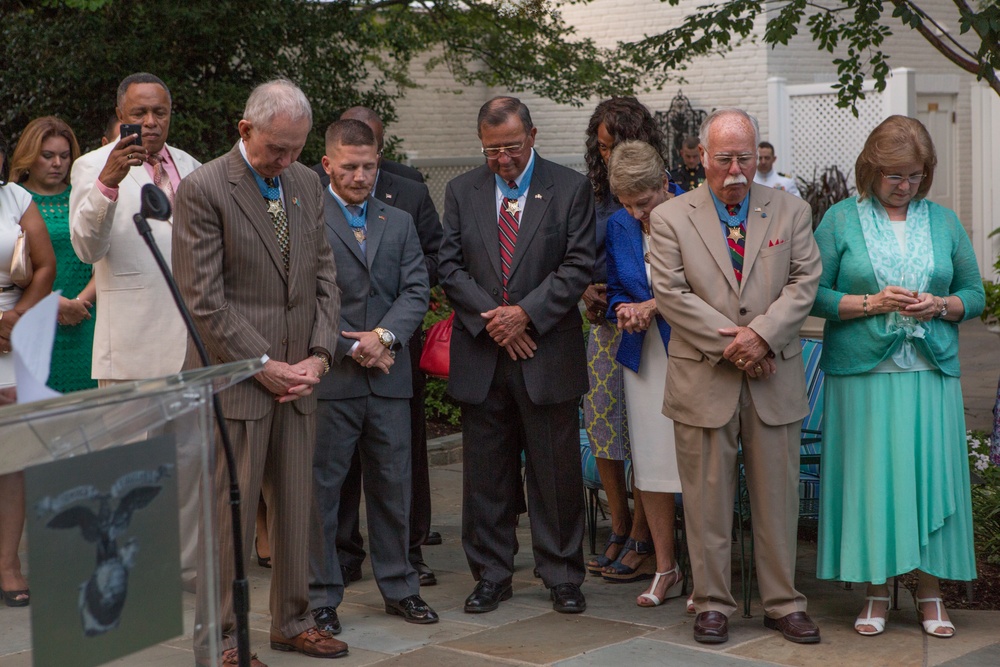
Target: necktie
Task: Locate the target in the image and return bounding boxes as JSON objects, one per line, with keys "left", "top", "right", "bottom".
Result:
{"left": 147, "top": 153, "right": 174, "bottom": 204}
{"left": 263, "top": 178, "right": 290, "bottom": 272}
{"left": 725, "top": 203, "right": 746, "bottom": 284}
{"left": 498, "top": 180, "right": 520, "bottom": 304}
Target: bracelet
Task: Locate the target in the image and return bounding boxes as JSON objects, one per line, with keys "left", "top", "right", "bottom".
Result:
{"left": 862, "top": 294, "right": 870, "bottom": 317}
{"left": 937, "top": 296, "right": 948, "bottom": 319}
{"left": 311, "top": 352, "right": 330, "bottom": 376}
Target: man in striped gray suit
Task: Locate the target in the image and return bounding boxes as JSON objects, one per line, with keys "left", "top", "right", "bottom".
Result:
{"left": 174, "top": 79, "right": 345, "bottom": 666}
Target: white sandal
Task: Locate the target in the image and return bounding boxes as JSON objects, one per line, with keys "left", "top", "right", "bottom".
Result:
{"left": 854, "top": 594, "right": 891, "bottom": 636}
{"left": 636, "top": 565, "right": 683, "bottom": 607}
{"left": 914, "top": 595, "right": 956, "bottom": 638}
{"left": 686, "top": 596, "right": 695, "bottom": 614}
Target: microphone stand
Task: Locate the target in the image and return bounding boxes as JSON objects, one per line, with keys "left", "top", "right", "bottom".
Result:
{"left": 134, "top": 185, "right": 251, "bottom": 667}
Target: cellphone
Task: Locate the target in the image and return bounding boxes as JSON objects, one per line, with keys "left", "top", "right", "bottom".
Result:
{"left": 120, "top": 123, "right": 143, "bottom": 147}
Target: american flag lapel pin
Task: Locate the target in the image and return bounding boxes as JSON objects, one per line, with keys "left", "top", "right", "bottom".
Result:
{"left": 534, "top": 194, "right": 543, "bottom": 199}
{"left": 379, "top": 215, "right": 386, "bottom": 220}
{"left": 292, "top": 196, "right": 300, "bottom": 207}
{"left": 753, "top": 207, "right": 762, "bottom": 213}
{"left": 385, "top": 193, "right": 393, "bottom": 199}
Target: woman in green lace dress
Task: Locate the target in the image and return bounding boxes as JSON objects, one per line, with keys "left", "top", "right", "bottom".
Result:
{"left": 10, "top": 117, "right": 96, "bottom": 392}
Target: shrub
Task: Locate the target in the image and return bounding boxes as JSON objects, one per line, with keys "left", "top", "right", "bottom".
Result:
{"left": 969, "top": 430, "right": 1000, "bottom": 565}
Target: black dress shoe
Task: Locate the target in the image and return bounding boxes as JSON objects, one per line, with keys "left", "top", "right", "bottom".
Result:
{"left": 694, "top": 610, "right": 729, "bottom": 644}
{"left": 464, "top": 579, "right": 513, "bottom": 613}
{"left": 424, "top": 531, "right": 442, "bottom": 546}
{"left": 550, "top": 583, "right": 586, "bottom": 614}
{"left": 311, "top": 606, "right": 342, "bottom": 635}
{"left": 385, "top": 594, "right": 439, "bottom": 624}
{"left": 340, "top": 564, "right": 362, "bottom": 587}
{"left": 411, "top": 559, "right": 437, "bottom": 586}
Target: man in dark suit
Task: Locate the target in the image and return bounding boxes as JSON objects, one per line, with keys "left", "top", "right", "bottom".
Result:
{"left": 438, "top": 96, "right": 595, "bottom": 614}
{"left": 174, "top": 79, "right": 346, "bottom": 666}
{"left": 308, "top": 119, "right": 435, "bottom": 633}
{"left": 312, "top": 107, "right": 443, "bottom": 587}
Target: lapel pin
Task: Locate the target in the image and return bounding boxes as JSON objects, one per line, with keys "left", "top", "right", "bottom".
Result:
{"left": 292, "top": 196, "right": 300, "bottom": 207}
{"left": 761, "top": 212, "right": 767, "bottom": 218}
{"left": 534, "top": 193, "right": 543, "bottom": 199}
{"left": 378, "top": 215, "right": 386, "bottom": 220}
{"left": 385, "top": 193, "right": 393, "bottom": 199}
{"left": 753, "top": 207, "right": 762, "bottom": 212}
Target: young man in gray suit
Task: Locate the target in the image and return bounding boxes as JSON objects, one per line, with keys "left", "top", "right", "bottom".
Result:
{"left": 173, "top": 79, "right": 345, "bottom": 666}
{"left": 438, "top": 97, "right": 595, "bottom": 615}
{"left": 308, "top": 119, "right": 435, "bottom": 633}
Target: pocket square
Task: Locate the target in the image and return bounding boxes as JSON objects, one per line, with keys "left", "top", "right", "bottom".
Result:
{"left": 768, "top": 239, "right": 787, "bottom": 247}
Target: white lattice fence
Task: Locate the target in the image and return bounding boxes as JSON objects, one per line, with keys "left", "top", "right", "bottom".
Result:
{"left": 787, "top": 83, "right": 884, "bottom": 189}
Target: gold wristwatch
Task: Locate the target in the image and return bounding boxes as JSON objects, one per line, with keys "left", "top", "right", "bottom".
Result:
{"left": 373, "top": 327, "right": 393, "bottom": 349}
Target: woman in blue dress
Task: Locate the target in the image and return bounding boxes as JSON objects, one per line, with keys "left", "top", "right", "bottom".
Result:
{"left": 811, "top": 116, "right": 984, "bottom": 637}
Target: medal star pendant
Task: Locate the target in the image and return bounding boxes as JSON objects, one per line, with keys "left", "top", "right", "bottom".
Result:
{"left": 505, "top": 200, "right": 520, "bottom": 215}
{"left": 267, "top": 200, "right": 283, "bottom": 215}
{"left": 352, "top": 228, "right": 366, "bottom": 243}
{"left": 728, "top": 226, "right": 744, "bottom": 242}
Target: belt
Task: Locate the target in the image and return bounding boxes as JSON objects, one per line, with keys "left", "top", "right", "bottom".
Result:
{"left": 0, "top": 285, "right": 18, "bottom": 293}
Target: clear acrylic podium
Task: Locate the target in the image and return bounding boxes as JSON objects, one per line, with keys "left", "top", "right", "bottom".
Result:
{"left": 0, "top": 358, "right": 261, "bottom": 667}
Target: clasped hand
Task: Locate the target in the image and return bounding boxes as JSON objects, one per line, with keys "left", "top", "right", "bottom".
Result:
{"left": 57, "top": 296, "right": 93, "bottom": 326}
{"left": 614, "top": 300, "right": 655, "bottom": 334}
{"left": 582, "top": 284, "right": 608, "bottom": 324}
{"left": 256, "top": 357, "right": 324, "bottom": 403}
{"left": 482, "top": 305, "right": 536, "bottom": 360}
{"left": 344, "top": 330, "right": 393, "bottom": 374}
{"left": 719, "top": 326, "right": 775, "bottom": 380}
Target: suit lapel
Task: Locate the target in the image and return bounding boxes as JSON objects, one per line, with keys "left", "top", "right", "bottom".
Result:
{"left": 472, "top": 169, "right": 503, "bottom": 280}
{"left": 227, "top": 146, "right": 288, "bottom": 283}
{"left": 364, "top": 197, "right": 387, "bottom": 271}
{"left": 323, "top": 189, "right": 368, "bottom": 267}
{"left": 507, "top": 158, "right": 553, "bottom": 277}
{"left": 688, "top": 188, "right": 741, "bottom": 295}
{"left": 739, "top": 185, "right": 774, "bottom": 280}
{"left": 374, "top": 170, "right": 398, "bottom": 207}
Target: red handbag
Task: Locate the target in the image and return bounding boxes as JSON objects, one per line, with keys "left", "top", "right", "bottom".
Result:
{"left": 419, "top": 311, "right": 453, "bottom": 379}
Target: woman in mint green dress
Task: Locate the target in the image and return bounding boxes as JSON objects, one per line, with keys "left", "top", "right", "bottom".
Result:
{"left": 10, "top": 117, "right": 97, "bottom": 392}
{"left": 811, "top": 116, "right": 984, "bottom": 638}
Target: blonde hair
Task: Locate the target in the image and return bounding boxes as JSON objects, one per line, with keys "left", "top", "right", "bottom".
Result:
{"left": 608, "top": 140, "right": 665, "bottom": 199}
{"left": 855, "top": 115, "right": 936, "bottom": 201}
{"left": 10, "top": 116, "right": 81, "bottom": 185}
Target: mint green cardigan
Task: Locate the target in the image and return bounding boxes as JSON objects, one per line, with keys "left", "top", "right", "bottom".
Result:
{"left": 810, "top": 197, "right": 985, "bottom": 377}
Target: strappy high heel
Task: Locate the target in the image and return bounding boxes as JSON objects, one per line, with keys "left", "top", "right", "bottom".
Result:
{"left": 586, "top": 531, "right": 627, "bottom": 575}
{"left": 601, "top": 538, "right": 655, "bottom": 582}
{"left": 854, "top": 593, "right": 891, "bottom": 636}
{"left": 914, "top": 593, "right": 956, "bottom": 638}
{"left": 636, "top": 565, "right": 684, "bottom": 607}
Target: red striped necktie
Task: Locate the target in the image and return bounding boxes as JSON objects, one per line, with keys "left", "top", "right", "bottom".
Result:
{"left": 498, "top": 181, "right": 520, "bottom": 304}
{"left": 725, "top": 203, "right": 746, "bottom": 284}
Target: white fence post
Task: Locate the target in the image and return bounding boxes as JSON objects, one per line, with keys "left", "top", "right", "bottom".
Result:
{"left": 971, "top": 82, "right": 1000, "bottom": 280}
{"left": 884, "top": 68, "right": 916, "bottom": 118}
{"left": 767, "top": 77, "right": 791, "bottom": 171}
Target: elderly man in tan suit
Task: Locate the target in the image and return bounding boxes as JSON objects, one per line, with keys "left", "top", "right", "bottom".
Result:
{"left": 173, "top": 79, "right": 344, "bottom": 666}
{"left": 648, "top": 108, "right": 821, "bottom": 645}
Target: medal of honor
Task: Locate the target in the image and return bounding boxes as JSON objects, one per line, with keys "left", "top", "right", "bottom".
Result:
{"left": 728, "top": 226, "right": 744, "bottom": 242}
{"left": 267, "top": 200, "right": 282, "bottom": 215}
{"left": 505, "top": 200, "right": 520, "bottom": 215}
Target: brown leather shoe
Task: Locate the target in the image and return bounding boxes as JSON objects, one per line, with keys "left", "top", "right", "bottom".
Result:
{"left": 219, "top": 647, "right": 268, "bottom": 667}
{"left": 764, "top": 611, "right": 821, "bottom": 644}
{"left": 270, "top": 627, "right": 349, "bottom": 658}
{"left": 693, "top": 610, "right": 729, "bottom": 644}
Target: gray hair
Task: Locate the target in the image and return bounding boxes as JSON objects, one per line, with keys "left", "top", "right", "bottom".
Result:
{"left": 243, "top": 79, "right": 312, "bottom": 132}
{"left": 116, "top": 72, "right": 171, "bottom": 109}
{"left": 477, "top": 96, "right": 533, "bottom": 137}
{"left": 608, "top": 141, "right": 665, "bottom": 199}
{"left": 698, "top": 108, "right": 760, "bottom": 153}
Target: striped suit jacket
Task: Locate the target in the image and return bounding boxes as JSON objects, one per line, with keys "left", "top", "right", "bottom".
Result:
{"left": 171, "top": 145, "right": 341, "bottom": 420}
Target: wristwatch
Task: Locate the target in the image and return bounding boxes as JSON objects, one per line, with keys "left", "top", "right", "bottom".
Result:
{"left": 373, "top": 327, "right": 394, "bottom": 349}
{"left": 311, "top": 351, "right": 331, "bottom": 376}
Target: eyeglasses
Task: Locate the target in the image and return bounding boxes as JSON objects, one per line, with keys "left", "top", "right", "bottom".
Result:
{"left": 710, "top": 153, "right": 755, "bottom": 168}
{"left": 881, "top": 171, "right": 925, "bottom": 185}
{"left": 481, "top": 143, "right": 526, "bottom": 160}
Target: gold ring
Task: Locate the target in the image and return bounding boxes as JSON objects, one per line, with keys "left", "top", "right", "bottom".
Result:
{"left": 737, "top": 358, "right": 744, "bottom": 366}
{"left": 358, "top": 354, "right": 365, "bottom": 361}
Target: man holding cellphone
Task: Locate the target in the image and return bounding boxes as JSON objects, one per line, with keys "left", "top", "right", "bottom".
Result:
{"left": 69, "top": 72, "right": 202, "bottom": 589}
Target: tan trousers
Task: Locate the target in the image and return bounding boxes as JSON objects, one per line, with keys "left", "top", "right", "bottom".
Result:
{"left": 674, "top": 379, "right": 807, "bottom": 619}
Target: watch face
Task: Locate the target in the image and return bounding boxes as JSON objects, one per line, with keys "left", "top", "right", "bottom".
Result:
{"left": 378, "top": 329, "right": 392, "bottom": 346}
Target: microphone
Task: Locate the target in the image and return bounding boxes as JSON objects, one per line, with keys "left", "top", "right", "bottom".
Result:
{"left": 133, "top": 184, "right": 253, "bottom": 667}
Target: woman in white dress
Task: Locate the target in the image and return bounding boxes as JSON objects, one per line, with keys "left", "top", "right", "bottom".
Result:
{"left": 605, "top": 140, "right": 684, "bottom": 607}
{"left": 0, "top": 130, "right": 57, "bottom": 606}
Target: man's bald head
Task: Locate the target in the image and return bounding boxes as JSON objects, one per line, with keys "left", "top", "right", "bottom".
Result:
{"left": 340, "top": 106, "right": 384, "bottom": 151}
